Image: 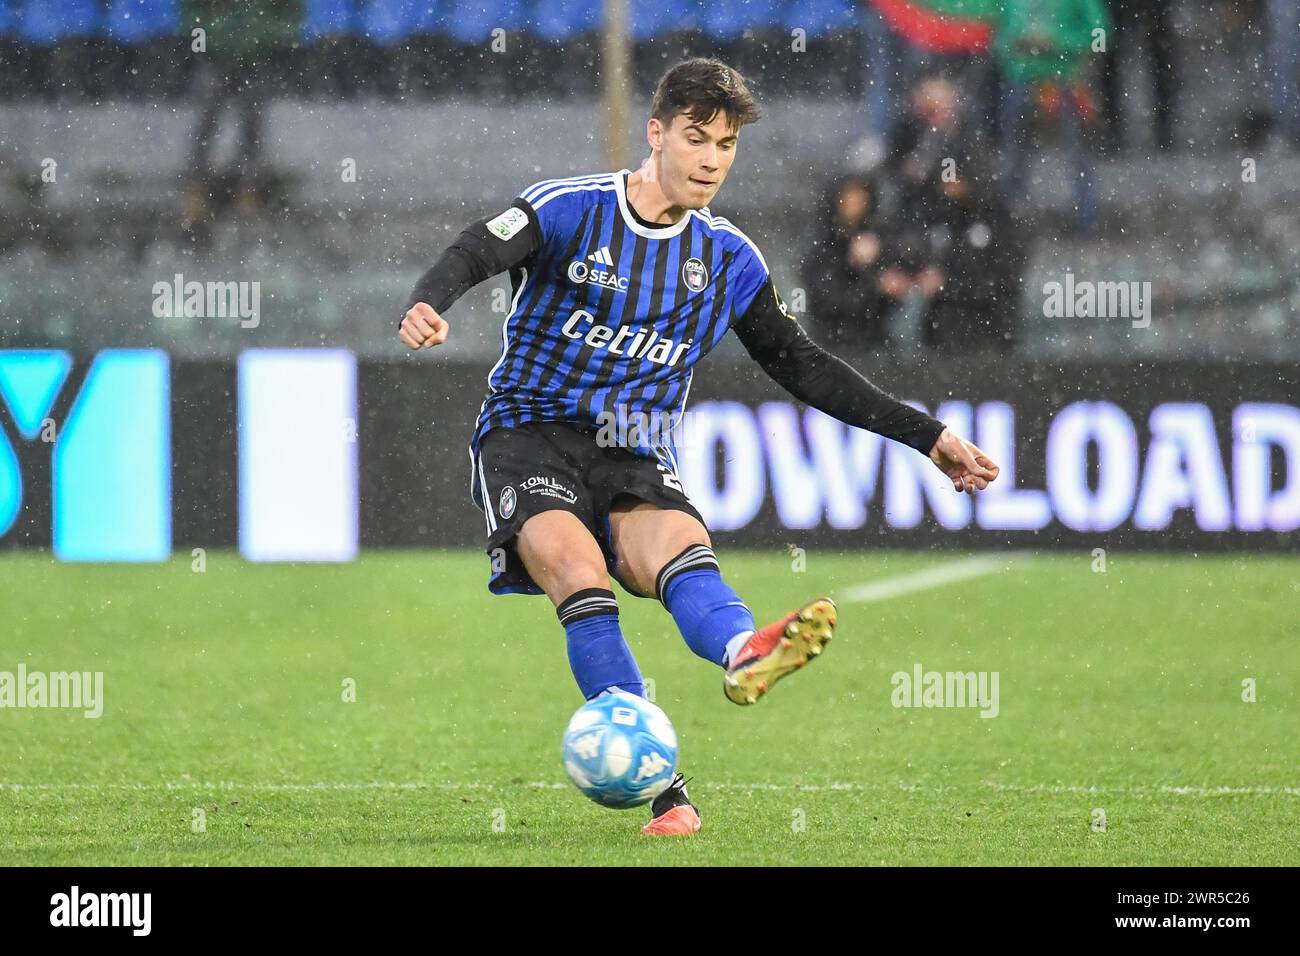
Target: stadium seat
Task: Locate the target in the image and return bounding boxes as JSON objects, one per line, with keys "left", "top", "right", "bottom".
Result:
{"left": 362, "top": 0, "right": 425, "bottom": 45}
{"left": 0, "top": 0, "right": 17, "bottom": 37}
{"left": 409, "top": 1, "right": 446, "bottom": 35}
{"left": 631, "top": 0, "right": 701, "bottom": 42}
{"left": 530, "top": 0, "right": 598, "bottom": 43}
{"left": 701, "top": 0, "right": 783, "bottom": 41}
{"left": 105, "top": 0, "right": 180, "bottom": 43}
{"left": 19, "top": 0, "right": 100, "bottom": 44}
{"left": 303, "top": 0, "right": 361, "bottom": 39}
{"left": 784, "top": 0, "right": 856, "bottom": 37}
{"left": 444, "top": 1, "right": 533, "bottom": 45}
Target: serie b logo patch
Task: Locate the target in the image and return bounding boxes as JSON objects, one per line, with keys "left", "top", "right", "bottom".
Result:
{"left": 682, "top": 257, "right": 709, "bottom": 293}
{"left": 498, "top": 485, "right": 517, "bottom": 519}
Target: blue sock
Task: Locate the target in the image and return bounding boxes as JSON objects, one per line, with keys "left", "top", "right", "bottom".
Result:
{"left": 557, "top": 588, "right": 644, "bottom": 700}
{"left": 657, "top": 545, "right": 756, "bottom": 668}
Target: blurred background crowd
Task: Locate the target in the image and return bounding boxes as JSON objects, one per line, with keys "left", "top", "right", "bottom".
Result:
{"left": 0, "top": 0, "right": 1296, "bottom": 362}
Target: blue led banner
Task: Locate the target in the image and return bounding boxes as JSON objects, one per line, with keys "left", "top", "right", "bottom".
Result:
{"left": 0, "top": 352, "right": 1294, "bottom": 557}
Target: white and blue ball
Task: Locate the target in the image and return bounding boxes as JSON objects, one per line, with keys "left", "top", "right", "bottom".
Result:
{"left": 562, "top": 690, "right": 679, "bottom": 809}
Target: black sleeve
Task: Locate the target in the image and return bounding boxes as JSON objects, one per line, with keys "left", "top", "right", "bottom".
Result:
{"left": 731, "top": 278, "right": 947, "bottom": 455}
{"left": 399, "top": 198, "right": 542, "bottom": 321}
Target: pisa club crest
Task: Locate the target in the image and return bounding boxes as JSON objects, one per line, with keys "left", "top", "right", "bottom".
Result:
{"left": 682, "top": 257, "right": 709, "bottom": 293}
{"left": 499, "top": 485, "right": 517, "bottom": 519}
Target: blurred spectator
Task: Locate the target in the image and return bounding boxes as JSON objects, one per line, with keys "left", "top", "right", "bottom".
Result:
{"left": 994, "top": 0, "right": 1110, "bottom": 232}
{"left": 878, "top": 72, "right": 971, "bottom": 343}
{"left": 878, "top": 71, "right": 1022, "bottom": 349}
{"left": 888, "top": 71, "right": 977, "bottom": 201}
{"left": 183, "top": 0, "right": 301, "bottom": 223}
{"left": 1099, "top": 0, "right": 1178, "bottom": 153}
{"left": 802, "top": 174, "right": 899, "bottom": 351}
{"left": 849, "top": 2, "right": 1004, "bottom": 173}
{"left": 917, "top": 169, "right": 1025, "bottom": 350}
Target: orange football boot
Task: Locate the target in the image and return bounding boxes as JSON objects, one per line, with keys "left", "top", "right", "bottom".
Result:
{"left": 641, "top": 773, "right": 701, "bottom": 836}
{"left": 723, "top": 597, "right": 837, "bottom": 705}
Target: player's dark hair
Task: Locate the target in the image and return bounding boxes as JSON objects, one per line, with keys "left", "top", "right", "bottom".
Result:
{"left": 650, "top": 58, "right": 760, "bottom": 134}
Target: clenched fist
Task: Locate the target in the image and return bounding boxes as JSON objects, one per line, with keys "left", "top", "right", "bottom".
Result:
{"left": 399, "top": 302, "right": 449, "bottom": 350}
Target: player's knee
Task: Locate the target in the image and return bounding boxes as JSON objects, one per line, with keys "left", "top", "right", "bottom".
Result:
{"left": 611, "top": 508, "right": 709, "bottom": 577}
{"left": 640, "top": 528, "right": 710, "bottom": 587}
{"left": 547, "top": 555, "right": 610, "bottom": 599}
{"left": 527, "top": 548, "right": 608, "bottom": 600}
{"left": 531, "top": 560, "right": 610, "bottom": 607}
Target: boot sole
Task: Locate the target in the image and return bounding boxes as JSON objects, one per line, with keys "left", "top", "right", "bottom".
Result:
{"left": 723, "top": 597, "right": 837, "bottom": 705}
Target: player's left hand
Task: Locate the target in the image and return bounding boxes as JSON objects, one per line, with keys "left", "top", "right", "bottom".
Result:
{"left": 928, "top": 428, "right": 1000, "bottom": 495}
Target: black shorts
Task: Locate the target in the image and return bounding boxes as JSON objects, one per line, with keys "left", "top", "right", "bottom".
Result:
{"left": 469, "top": 421, "right": 706, "bottom": 597}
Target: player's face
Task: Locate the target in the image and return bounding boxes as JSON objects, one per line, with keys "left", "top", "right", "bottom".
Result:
{"left": 658, "top": 110, "right": 739, "bottom": 209}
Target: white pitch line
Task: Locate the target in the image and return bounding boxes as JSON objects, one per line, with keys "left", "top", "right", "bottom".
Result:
{"left": 978, "top": 782, "right": 1300, "bottom": 798}
{"left": 0, "top": 781, "right": 1295, "bottom": 797}
{"left": 838, "top": 553, "right": 1028, "bottom": 604}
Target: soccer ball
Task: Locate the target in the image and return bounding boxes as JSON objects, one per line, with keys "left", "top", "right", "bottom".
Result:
{"left": 562, "top": 691, "right": 679, "bottom": 809}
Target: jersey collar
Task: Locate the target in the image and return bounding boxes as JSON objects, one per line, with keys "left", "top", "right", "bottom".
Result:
{"left": 615, "top": 169, "right": 694, "bottom": 239}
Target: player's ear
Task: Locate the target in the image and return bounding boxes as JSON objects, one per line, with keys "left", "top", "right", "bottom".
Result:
{"left": 647, "top": 117, "right": 663, "bottom": 152}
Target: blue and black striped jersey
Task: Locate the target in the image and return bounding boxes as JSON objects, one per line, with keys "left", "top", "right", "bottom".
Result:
{"left": 400, "top": 167, "right": 948, "bottom": 523}
{"left": 469, "top": 169, "right": 771, "bottom": 470}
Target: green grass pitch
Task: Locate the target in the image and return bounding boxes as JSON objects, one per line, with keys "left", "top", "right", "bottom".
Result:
{"left": 1, "top": 549, "right": 1296, "bottom": 866}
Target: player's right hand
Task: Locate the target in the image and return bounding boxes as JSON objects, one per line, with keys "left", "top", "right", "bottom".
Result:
{"left": 399, "top": 302, "right": 448, "bottom": 350}
{"left": 928, "top": 428, "right": 1000, "bottom": 495}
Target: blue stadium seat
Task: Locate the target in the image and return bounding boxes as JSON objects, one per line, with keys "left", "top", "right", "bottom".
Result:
{"left": 784, "top": 0, "right": 856, "bottom": 36}
{"left": 19, "top": 0, "right": 101, "bottom": 44}
{"left": 363, "top": 0, "right": 423, "bottom": 44}
{"left": 531, "top": 0, "right": 597, "bottom": 42}
{"left": 105, "top": 0, "right": 180, "bottom": 43}
{"left": 444, "top": 1, "right": 532, "bottom": 45}
{"left": 702, "top": 0, "right": 783, "bottom": 40}
{"left": 630, "top": 0, "right": 700, "bottom": 42}
{"left": 303, "top": 0, "right": 361, "bottom": 39}
{"left": 408, "top": 1, "right": 446, "bottom": 35}
{"left": 0, "top": 0, "right": 17, "bottom": 37}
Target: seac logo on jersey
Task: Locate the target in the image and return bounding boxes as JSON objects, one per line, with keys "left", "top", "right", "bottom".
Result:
{"left": 568, "top": 247, "right": 629, "bottom": 291}
{"left": 682, "top": 257, "right": 710, "bottom": 292}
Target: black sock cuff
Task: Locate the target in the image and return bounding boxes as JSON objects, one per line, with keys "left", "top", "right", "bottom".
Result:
{"left": 556, "top": 587, "right": 619, "bottom": 627}
{"left": 655, "top": 544, "right": 720, "bottom": 606}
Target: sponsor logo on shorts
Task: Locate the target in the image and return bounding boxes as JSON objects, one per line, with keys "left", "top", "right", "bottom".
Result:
{"left": 498, "top": 485, "right": 517, "bottom": 518}
{"left": 521, "top": 475, "right": 578, "bottom": 504}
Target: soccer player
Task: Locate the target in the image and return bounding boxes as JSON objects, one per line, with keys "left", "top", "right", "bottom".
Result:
{"left": 399, "top": 58, "right": 1000, "bottom": 836}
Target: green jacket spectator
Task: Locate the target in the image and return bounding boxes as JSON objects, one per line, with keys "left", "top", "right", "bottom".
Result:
{"left": 995, "top": 0, "right": 1111, "bottom": 86}
{"left": 183, "top": 0, "right": 303, "bottom": 67}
